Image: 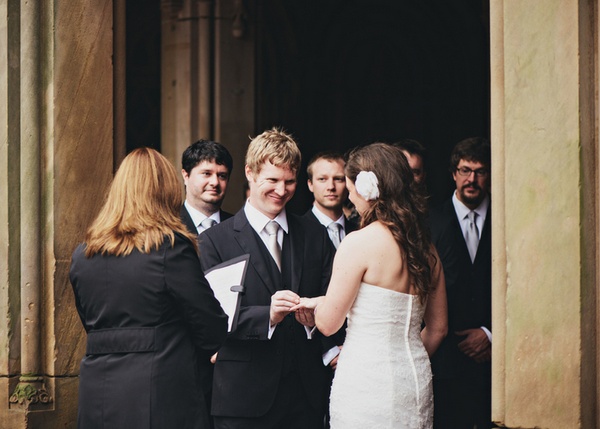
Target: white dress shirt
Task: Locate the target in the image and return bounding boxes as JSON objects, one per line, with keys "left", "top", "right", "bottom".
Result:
{"left": 244, "top": 201, "right": 288, "bottom": 262}
{"left": 311, "top": 206, "right": 347, "bottom": 238}
{"left": 244, "top": 202, "right": 312, "bottom": 341}
{"left": 451, "top": 193, "right": 489, "bottom": 241}
{"left": 184, "top": 200, "right": 222, "bottom": 233}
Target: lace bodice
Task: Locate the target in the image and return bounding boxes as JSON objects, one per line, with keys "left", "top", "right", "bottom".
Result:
{"left": 329, "top": 282, "right": 433, "bottom": 429}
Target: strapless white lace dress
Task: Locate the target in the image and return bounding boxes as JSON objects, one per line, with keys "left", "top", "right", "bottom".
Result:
{"left": 329, "top": 282, "right": 433, "bottom": 429}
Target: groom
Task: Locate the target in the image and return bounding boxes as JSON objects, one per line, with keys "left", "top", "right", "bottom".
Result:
{"left": 198, "top": 128, "right": 338, "bottom": 429}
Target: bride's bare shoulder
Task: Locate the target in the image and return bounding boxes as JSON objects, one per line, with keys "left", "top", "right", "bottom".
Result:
{"left": 343, "top": 221, "right": 390, "bottom": 248}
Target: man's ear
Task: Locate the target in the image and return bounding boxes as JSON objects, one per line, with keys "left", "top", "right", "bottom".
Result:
{"left": 181, "top": 169, "right": 189, "bottom": 185}
{"left": 307, "top": 179, "right": 314, "bottom": 193}
{"left": 244, "top": 165, "right": 254, "bottom": 182}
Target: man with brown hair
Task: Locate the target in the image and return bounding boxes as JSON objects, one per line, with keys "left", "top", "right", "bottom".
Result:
{"left": 430, "top": 136, "right": 492, "bottom": 429}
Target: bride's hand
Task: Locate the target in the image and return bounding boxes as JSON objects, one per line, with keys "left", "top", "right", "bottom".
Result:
{"left": 290, "top": 296, "right": 323, "bottom": 312}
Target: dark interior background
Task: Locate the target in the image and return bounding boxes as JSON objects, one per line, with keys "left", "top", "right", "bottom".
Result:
{"left": 126, "top": 0, "right": 490, "bottom": 213}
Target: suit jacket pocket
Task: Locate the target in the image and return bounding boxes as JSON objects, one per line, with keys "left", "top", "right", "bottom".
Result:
{"left": 216, "top": 341, "right": 251, "bottom": 362}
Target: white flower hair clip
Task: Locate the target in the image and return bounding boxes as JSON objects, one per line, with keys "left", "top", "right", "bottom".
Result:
{"left": 355, "top": 171, "right": 379, "bottom": 201}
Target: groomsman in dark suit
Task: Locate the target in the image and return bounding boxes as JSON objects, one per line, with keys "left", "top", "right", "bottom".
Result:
{"left": 199, "top": 128, "right": 337, "bottom": 429}
{"left": 304, "top": 152, "right": 357, "bottom": 361}
{"left": 303, "top": 151, "right": 355, "bottom": 427}
{"left": 180, "top": 139, "right": 233, "bottom": 427}
{"left": 429, "top": 137, "right": 492, "bottom": 429}
{"left": 181, "top": 139, "right": 234, "bottom": 235}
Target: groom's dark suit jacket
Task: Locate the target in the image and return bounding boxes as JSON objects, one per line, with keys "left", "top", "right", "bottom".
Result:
{"left": 198, "top": 209, "right": 336, "bottom": 419}
{"left": 429, "top": 198, "right": 492, "bottom": 380}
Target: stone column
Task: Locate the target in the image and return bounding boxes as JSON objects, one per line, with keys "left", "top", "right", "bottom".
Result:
{"left": 161, "top": 0, "right": 192, "bottom": 166}
{"left": 0, "top": 0, "right": 115, "bottom": 427}
{"left": 214, "top": 0, "right": 255, "bottom": 212}
{"left": 490, "top": 0, "right": 599, "bottom": 427}
{"left": 10, "top": 0, "right": 52, "bottom": 412}
{"left": 0, "top": 0, "right": 26, "bottom": 425}
{"left": 160, "top": 0, "right": 254, "bottom": 212}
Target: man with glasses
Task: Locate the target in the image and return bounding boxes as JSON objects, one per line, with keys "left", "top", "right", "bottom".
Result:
{"left": 429, "top": 137, "right": 492, "bottom": 429}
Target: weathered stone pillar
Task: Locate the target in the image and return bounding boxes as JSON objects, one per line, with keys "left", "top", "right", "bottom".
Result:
{"left": 214, "top": 0, "right": 255, "bottom": 212}
{"left": 490, "top": 0, "right": 599, "bottom": 427}
{"left": 9, "top": 0, "right": 53, "bottom": 412}
{"left": 0, "top": 0, "right": 115, "bottom": 427}
{"left": 0, "top": 0, "right": 25, "bottom": 425}
{"left": 160, "top": 0, "right": 254, "bottom": 212}
{"left": 161, "top": 0, "right": 193, "bottom": 166}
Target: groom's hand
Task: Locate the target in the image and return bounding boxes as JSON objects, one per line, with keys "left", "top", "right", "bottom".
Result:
{"left": 294, "top": 308, "right": 315, "bottom": 328}
{"left": 270, "top": 290, "right": 301, "bottom": 326}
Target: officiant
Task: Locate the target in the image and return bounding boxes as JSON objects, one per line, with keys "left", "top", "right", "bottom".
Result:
{"left": 69, "top": 148, "right": 228, "bottom": 428}
{"left": 198, "top": 128, "right": 341, "bottom": 429}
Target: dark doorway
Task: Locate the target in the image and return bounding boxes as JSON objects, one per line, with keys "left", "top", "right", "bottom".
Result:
{"left": 254, "top": 0, "right": 490, "bottom": 212}
{"left": 126, "top": 1, "right": 162, "bottom": 153}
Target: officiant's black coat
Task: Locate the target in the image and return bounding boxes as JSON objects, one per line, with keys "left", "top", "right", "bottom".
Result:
{"left": 70, "top": 233, "right": 228, "bottom": 429}
{"left": 198, "top": 209, "right": 335, "bottom": 420}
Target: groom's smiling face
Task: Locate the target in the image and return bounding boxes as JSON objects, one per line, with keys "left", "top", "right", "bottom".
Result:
{"left": 246, "top": 161, "right": 297, "bottom": 219}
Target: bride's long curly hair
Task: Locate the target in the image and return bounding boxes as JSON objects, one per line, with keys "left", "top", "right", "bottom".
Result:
{"left": 345, "top": 143, "right": 435, "bottom": 302}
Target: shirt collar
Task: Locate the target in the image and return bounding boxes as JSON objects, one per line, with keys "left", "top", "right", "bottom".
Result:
{"left": 452, "top": 192, "right": 490, "bottom": 221}
{"left": 311, "top": 205, "right": 345, "bottom": 228}
{"left": 244, "top": 201, "right": 289, "bottom": 234}
{"left": 184, "top": 200, "right": 221, "bottom": 227}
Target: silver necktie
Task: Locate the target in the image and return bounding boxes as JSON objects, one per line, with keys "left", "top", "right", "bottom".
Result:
{"left": 200, "top": 218, "right": 217, "bottom": 231}
{"left": 327, "top": 222, "right": 342, "bottom": 249}
{"left": 465, "top": 211, "right": 479, "bottom": 262}
{"left": 264, "top": 220, "right": 282, "bottom": 271}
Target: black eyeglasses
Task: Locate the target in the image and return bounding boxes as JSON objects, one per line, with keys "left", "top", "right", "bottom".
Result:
{"left": 456, "top": 167, "right": 489, "bottom": 177}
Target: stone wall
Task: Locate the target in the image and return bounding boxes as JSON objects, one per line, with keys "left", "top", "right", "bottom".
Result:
{"left": 0, "top": 1, "right": 114, "bottom": 427}
{"left": 490, "top": 0, "right": 598, "bottom": 427}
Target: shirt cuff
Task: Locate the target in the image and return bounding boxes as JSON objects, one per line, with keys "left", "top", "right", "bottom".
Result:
{"left": 322, "top": 346, "right": 341, "bottom": 366}
{"left": 481, "top": 326, "right": 492, "bottom": 342}
{"left": 305, "top": 325, "right": 317, "bottom": 339}
{"left": 268, "top": 322, "right": 277, "bottom": 339}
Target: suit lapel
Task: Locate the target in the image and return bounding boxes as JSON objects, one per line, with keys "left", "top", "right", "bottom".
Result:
{"left": 232, "top": 211, "right": 278, "bottom": 295}
{"left": 474, "top": 204, "right": 491, "bottom": 264}
{"left": 285, "top": 215, "right": 304, "bottom": 294}
{"left": 180, "top": 206, "right": 198, "bottom": 236}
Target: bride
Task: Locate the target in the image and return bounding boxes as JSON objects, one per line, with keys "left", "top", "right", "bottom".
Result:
{"left": 292, "top": 143, "right": 447, "bottom": 429}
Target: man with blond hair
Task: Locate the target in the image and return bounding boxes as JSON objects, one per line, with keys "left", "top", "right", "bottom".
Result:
{"left": 305, "top": 151, "right": 358, "bottom": 252}
{"left": 199, "top": 128, "right": 337, "bottom": 429}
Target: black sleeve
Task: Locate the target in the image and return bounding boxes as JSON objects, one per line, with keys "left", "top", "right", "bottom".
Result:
{"left": 164, "top": 234, "right": 228, "bottom": 353}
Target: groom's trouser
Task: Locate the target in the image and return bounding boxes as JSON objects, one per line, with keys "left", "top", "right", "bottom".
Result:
{"left": 213, "top": 370, "right": 323, "bottom": 429}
